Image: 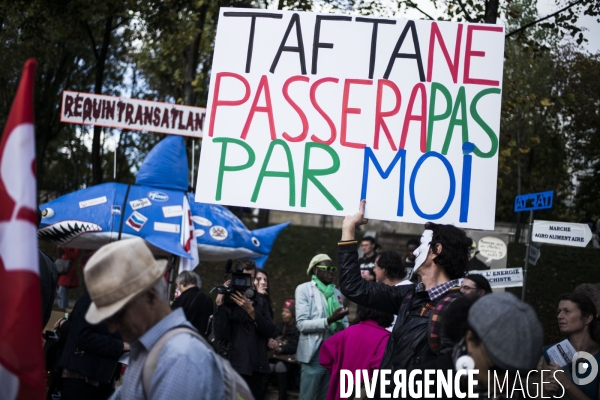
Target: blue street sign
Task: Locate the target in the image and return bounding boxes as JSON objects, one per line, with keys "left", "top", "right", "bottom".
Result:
{"left": 514, "top": 191, "right": 554, "bottom": 212}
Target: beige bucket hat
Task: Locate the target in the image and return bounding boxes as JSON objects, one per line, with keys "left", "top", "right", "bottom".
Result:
{"left": 84, "top": 238, "right": 167, "bottom": 324}
{"left": 307, "top": 254, "right": 332, "bottom": 276}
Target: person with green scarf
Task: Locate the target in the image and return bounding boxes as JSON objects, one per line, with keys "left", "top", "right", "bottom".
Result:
{"left": 296, "top": 254, "right": 349, "bottom": 400}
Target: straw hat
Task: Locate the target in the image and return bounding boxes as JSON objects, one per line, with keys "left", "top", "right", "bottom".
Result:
{"left": 84, "top": 238, "right": 167, "bottom": 324}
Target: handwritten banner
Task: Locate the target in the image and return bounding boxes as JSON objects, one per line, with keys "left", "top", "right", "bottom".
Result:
{"left": 196, "top": 9, "right": 505, "bottom": 229}
{"left": 60, "top": 91, "right": 206, "bottom": 138}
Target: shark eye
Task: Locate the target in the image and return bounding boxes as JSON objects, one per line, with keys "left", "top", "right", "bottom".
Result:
{"left": 251, "top": 237, "right": 260, "bottom": 247}
{"left": 42, "top": 208, "right": 54, "bottom": 218}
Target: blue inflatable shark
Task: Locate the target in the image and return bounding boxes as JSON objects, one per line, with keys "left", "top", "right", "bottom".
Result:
{"left": 38, "top": 136, "right": 289, "bottom": 267}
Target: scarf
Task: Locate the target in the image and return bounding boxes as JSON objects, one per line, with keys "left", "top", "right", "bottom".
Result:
{"left": 311, "top": 275, "right": 344, "bottom": 333}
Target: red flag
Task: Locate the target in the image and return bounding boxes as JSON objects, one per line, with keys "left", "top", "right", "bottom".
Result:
{"left": 0, "top": 59, "right": 45, "bottom": 399}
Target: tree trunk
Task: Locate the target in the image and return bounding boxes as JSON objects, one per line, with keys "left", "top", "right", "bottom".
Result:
{"left": 514, "top": 123, "right": 522, "bottom": 242}
{"left": 484, "top": 0, "right": 499, "bottom": 23}
{"left": 183, "top": 4, "right": 209, "bottom": 107}
{"left": 92, "top": 16, "right": 113, "bottom": 185}
{"left": 36, "top": 50, "right": 77, "bottom": 193}
{"left": 257, "top": 209, "right": 270, "bottom": 228}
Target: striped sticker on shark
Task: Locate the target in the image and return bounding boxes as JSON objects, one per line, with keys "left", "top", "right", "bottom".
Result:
{"left": 130, "top": 198, "right": 152, "bottom": 210}
{"left": 126, "top": 211, "right": 148, "bottom": 232}
{"left": 79, "top": 196, "right": 107, "bottom": 208}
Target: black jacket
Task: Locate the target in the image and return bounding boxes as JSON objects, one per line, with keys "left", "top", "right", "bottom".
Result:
{"left": 57, "top": 292, "right": 124, "bottom": 384}
{"left": 339, "top": 243, "right": 457, "bottom": 371}
{"left": 274, "top": 322, "right": 299, "bottom": 355}
{"left": 39, "top": 249, "right": 58, "bottom": 327}
{"left": 213, "top": 293, "right": 276, "bottom": 376}
{"left": 171, "top": 287, "right": 214, "bottom": 338}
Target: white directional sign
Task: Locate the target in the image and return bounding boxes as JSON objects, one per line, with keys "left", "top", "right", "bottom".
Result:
{"left": 528, "top": 243, "right": 540, "bottom": 265}
{"left": 532, "top": 220, "right": 592, "bottom": 248}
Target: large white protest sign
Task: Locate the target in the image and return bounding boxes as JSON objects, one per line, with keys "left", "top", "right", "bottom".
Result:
{"left": 60, "top": 91, "right": 206, "bottom": 138}
{"left": 466, "top": 268, "right": 523, "bottom": 288}
{"left": 196, "top": 9, "right": 505, "bottom": 229}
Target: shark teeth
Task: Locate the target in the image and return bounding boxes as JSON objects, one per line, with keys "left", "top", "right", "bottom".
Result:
{"left": 38, "top": 220, "right": 102, "bottom": 245}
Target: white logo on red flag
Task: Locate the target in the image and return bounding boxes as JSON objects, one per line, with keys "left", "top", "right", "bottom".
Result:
{"left": 0, "top": 59, "right": 45, "bottom": 400}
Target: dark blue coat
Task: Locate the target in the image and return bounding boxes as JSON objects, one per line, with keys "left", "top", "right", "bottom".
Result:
{"left": 57, "top": 292, "right": 123, "bottom": 384}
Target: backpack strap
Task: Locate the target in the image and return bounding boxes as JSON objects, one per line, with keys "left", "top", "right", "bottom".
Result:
{"left": 142, "top": 326, "right": 254, "bottom": 400}
{"left": 142, "top": 327, "right": 201, "bottom": 398}
{"left": 428, "top": 287, "right": 462, "bottom": 354}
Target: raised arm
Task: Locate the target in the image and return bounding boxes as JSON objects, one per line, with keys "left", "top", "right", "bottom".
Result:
{"left": 338, "top": 200, "right": 412, "bottom": 314}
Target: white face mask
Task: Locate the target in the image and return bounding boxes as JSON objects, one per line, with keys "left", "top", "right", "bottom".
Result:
{"left": 413, "top": 229, "right": 433, "bottom": 272}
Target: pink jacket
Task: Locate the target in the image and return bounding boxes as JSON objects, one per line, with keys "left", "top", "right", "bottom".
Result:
{"left": 319, "top": 320, "right": 390, "bottom": 400}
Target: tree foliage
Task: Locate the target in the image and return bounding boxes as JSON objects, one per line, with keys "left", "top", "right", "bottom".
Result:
{"left": 554, "top": 49, "right": 600, "bottom": 215}
{"left": 1, "top": 0, "right": 598, "bottom": 226}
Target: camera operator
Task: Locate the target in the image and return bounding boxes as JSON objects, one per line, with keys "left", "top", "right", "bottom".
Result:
{"left": 214, "top": 259, "right": 276, "bottom": 400}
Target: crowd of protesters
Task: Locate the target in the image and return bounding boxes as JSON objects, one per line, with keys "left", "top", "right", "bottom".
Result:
{"left": 39, "top": 201, "right": 600, "bottom": 400}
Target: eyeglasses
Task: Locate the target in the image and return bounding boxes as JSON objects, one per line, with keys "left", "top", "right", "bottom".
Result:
{"left": 315, "top": 265, "right": 337, "bottom": 273}
{"left": 460, "top": 285, "right": 478, "bottom": 291}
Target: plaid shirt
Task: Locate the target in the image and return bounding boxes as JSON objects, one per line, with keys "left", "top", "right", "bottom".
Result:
{"left": 110, "top": 308, "right": 224, "bottom": 400}
{"left": 415, "top": 279, "right": 460, "bottom": 300}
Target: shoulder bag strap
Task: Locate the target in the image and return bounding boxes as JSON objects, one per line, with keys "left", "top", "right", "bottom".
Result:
{"left": 142, "top": 327, "right": 202, "bottom": 398}
{"left": 187, "top": 290, "right": 203, "bottom": 309}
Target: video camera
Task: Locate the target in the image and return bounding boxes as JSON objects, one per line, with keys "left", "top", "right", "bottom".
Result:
{"left": 214, "top": 259, "right": 256, "bottom": 306}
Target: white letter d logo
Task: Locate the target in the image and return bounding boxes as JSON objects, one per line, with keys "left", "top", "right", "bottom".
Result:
{"left": 572, "top": 351, "right": 598, "bottom": 386}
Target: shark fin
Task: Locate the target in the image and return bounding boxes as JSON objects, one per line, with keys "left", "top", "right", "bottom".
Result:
{"left": 136, "top": 136, "right": 188, "bottom": 191}
{"left": 251, "top": 222, "right": 290, "bottom": 254}
{"left": 144, "top": 235, "right": 192, "bottom": 259}
{"left": 253, "top": 256, "right": 269, "bottom": 268}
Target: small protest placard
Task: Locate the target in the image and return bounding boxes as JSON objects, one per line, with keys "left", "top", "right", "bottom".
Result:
{"left": 528, "top": 243, "right": 541, "bottom": 265}
{"left": 477, "top": 236, "right": 507, "bottom": 263}
{"left": 196, "top": 9, "right": 505, "bottom": 229}
{"left": 532, "top": 220, "right": 593, "bottom": 248}
{"left": 466, "top": 268, "right": 523, "bottom": 288}
{"left": 546, "top": 339, "right": 576, "bottom": 368}
{"left": 60, "top": 91, "right": 206, "bottom": 138}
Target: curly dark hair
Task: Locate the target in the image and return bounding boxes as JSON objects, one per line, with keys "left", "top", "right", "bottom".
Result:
{"left": 376, "top": 251, "right": 405, "bottom": 280}
{"left": 425, "top": 222, "right": 472, "bottom": 280}
{"left": 355, "top": 307, "right": 395, "bottom": 328}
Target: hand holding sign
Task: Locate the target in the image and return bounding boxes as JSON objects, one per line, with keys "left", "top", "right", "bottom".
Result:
{"left": 342, "top": 200, "right": 368, "bottom": 240}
